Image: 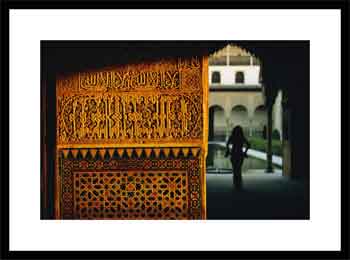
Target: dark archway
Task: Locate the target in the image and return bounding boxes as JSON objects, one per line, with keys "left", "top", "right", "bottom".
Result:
{"left": 253, "top": 105, "right": 267, "bottom": 137}
{"left": 209, "top": 105, "right": 225, "bottom": 141}
{"left": 231, "top": 105, "right": 249, "bottom": 136}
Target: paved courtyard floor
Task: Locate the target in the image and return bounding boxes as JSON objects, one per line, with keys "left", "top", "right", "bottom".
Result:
{"left": 206, "top": 170, "right": 309, "bottom": 219}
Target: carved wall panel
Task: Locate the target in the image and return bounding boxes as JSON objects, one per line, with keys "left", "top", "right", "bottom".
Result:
{"left": 56, "top": 56, "right": 208, "bottom": 219}
{"left": 57, "top": 93, "right": 202, "bottom": 145}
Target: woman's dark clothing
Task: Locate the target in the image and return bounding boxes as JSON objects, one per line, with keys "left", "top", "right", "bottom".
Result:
{"left": 226, "top": 136, "right": 250, "bottom": 190}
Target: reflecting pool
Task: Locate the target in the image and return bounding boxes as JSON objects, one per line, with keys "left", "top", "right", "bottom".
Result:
{"left": 206, "top": 144, "right": 281, "bottom": 173}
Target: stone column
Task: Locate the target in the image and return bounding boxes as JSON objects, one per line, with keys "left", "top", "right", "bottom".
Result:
{"left": 225, "top": 117, "right": 230, "bottom": 142}
{"left": 247, "top": 104, "right": 255, "bottom": 138}
{"left": 282, "top": 95, "right": 292, "bottom": 177}
{"left": 249, "top": 119, "right": 253, "bottom": 137}
{"left": 225, "top": 103, "right": 231, "bottom": 142}
{"left": 266, "top": 104, "right": 274, "bottom": 173}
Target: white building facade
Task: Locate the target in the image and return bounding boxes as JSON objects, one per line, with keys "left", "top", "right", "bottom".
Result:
{"left": 208, "top": 44, "right": 282, "bottom": 141}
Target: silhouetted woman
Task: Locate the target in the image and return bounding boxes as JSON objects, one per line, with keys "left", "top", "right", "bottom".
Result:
{"left": 225, "top": 126, "right": 251, "bottom": 190}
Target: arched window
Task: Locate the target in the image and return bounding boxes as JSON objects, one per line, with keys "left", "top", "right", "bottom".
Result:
{"left": 211, "top": 71, "right": 221, "bottom": 84}
{"left": 235, "top": 71, "right": 245, "bottom": 84}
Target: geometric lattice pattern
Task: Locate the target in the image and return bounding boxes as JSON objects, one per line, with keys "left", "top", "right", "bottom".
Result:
{"left": 59, "top": 147, "right": 203, "bottom": 219}
{"left": 74, "top": 171, "right": 187, "bottom": 219}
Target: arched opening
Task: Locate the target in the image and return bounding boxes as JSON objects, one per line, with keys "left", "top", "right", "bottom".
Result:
{"left": 205, "top": 43, "right": 308, "bottom": 220}
{"left": 209, "top": 105, "right": 225, "bottom": 141}
{"left": 211, "top": 71, "right": 221, "bottom": 84}
{"left": 253, "top": 105, "right": 267, "bottom": 138}
{"left": 235, "top": 71, "right": 245, "bottom": 84}
{"left": 230, "top": 105, "right": 249, "bottom": 136}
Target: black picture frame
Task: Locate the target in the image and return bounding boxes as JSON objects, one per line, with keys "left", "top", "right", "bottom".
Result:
{"left": 1, "top": 0, "right": 348, "bottom": 259}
